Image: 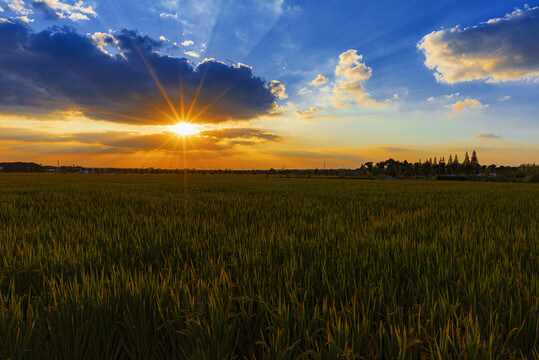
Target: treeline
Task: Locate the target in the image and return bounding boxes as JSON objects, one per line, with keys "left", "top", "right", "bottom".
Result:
{"left": 355, "top": 150, "right": 538, "bottom": 182}
{"left": 366, "top": 151, "right": 482, "bottom": 177}
{"left": 0, "top": 162, "right": 45, "bottom": 172}
{"left": 1, "top": 151, "right": 538, "bottom": 182}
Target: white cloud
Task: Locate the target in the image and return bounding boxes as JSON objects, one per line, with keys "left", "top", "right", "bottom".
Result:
{"left": 159, "top": 35, "right": 168, "bottom": 42}
{"left": 335, "top": 50, "right": 372, "bottom": 82}
{"left": 32, "top": 0, "right": 97, "bottom": 22}
{"left": 418, "top": 6, "right": 539, "bottom": 83}
{"left": 184, "top": 51, "right": 200, "bottom": 58}
{"left": 452, "top": 98, "right": 484, "bottom": 112}
{"left": 6, "top": 0, "right": 30, "bottom": 15}
{"left": 268, "top": 80, "right": 288, "bottom": 100}
{"left": 91, "top": 32, "right": 119, "bottom": 55}
{"left": 235, "top": 62, "right": 252, "bottom": 70}
{"left": 159, "top": 12, "right": 179, "bottom": 19}
{"left": 272, "top": 101, "right": 294, "bottom": 115}
{"left": 200, "top": 57, "right": 225, "bottom": 65}
{"left": 298, "top": 87, "right": 311, "bottom": 95}
{"left": 0, "top": 6, "right": 4, "bottom": 12}
{"left": 447, "top": 98, "right": 487, "bottom": 118}
{"left": 181, "top": 40, "right": 194, "bottom": 46}
{"left": 497, "top": 95, "right": 511, "bottom": 102}
{"left": 474, "top": 133, "right": 502, "bottom": 140}
{"left": 16, "top": 15, "right": 33, "bottom": 22}
{"left": 426, "top": 93, "right": 459, "bottom": 102}
{"left": 294, "top": 107, "right": 320, "bottom": 116}
{"left": 332, "top": 49, "right": 384, "bottom": 108}
{"left": 67, "top": 12, "right": 88, "bottom": 21}
{"left": 310, "top": 74, "right": 327, "bottom": 86}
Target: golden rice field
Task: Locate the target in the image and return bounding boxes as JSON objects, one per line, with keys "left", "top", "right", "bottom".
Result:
{"left": 0, "top": 174, "right": 538, "bottom": 359}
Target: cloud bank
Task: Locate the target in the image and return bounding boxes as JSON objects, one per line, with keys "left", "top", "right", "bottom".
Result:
{"left": 418, "top": 6, "right": 539, "bottom": 83}
{"left": 0, "top": 23, "right": 280, "bottom": 125}
{"left": 0, "top": 126, "right": 282, "bottom": 153}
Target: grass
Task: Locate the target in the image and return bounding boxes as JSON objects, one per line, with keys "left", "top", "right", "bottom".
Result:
{"left": 0, "top": 173, "right": 538, "bottom": 359}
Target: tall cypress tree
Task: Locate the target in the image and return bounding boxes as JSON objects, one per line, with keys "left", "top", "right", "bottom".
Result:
{"left": 471, "top": 150, "right": 480, "bottom": 174}
{"left": 464, "top": 151, "right": 470, "bottom": 165}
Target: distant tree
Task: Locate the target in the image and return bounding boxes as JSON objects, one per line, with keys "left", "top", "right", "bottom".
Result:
{"left": 421, "top": 161, "right": 432, "bottom": 177}
{"left": 385, "top": 158, "right": 398, "bottom": 177}
{"left": 438, "top": 158, "right": 446, "bottom": 175}
{"left": 413, "top": 161, "right": 421, "bottom": 176}
{"left": 372, "top": 165, "right": 382, "bottom": 177}
{"left": 447, "top": 155, "right": 453, "bottom": 165}
{"left": 403, "top": 160, "right": 413, "bottom": 177}
{"left": 450, "top": 154, "right": 460, "bottom": 174}
{"left": 463, "top": 151, "right": 472, "bottom": 174}
{"left": 471, "top": 150, "right": 478, "bottom": 164}
{"left": 364, "top": 162, "right": 373, "bottom": 172}
{"left": 463, "top": 151, "right": 470, "bottom": 165}
{"left": 471, "top": 150, "right": 480, "bottom": 174}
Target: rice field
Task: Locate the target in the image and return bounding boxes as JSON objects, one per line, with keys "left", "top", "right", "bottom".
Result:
{"left": 0, "top": 173, "right": 538, "bottom": 359}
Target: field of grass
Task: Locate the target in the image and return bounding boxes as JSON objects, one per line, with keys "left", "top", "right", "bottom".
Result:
{"left": 0, "top": 173, "right": 538, "bottom": 359}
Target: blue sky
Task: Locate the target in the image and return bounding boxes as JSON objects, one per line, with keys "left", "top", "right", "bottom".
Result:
{"left": 0, "top": 0, "right": 538, "bottom": 168}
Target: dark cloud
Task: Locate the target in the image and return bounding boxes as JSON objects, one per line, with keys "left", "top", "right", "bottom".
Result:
{"left": 70, "top": 128, "right": 282, "bottom": 151}
{"left": 0, "top": 126, "right": 281, "bottom": 153}
{"left": 71, "top": 131, "right": 226, "bottom": 152}
{"left": 0, "top": 127, "right": 72, "bottom": 142}
{"left": 200, "top": 128, "right": 281, "bottom": 141}
{"left": 0, "top": 23, "right": 278, "bottom": 124}
{"left": 7, "top": 142, "right": 129, "bottom": 155}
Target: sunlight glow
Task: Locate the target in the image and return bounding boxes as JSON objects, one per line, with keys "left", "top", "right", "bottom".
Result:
{"left": 169, "top": 122, "right": 201, "bottom": 136}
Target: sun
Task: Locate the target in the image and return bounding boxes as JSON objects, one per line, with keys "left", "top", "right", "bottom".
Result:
{"left": 168, "top": 122, "right": 200, "bottom": 136}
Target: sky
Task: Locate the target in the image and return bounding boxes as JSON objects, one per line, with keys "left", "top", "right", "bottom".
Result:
{"left": 0, "top": 0, "right": 538, "bottom": 169}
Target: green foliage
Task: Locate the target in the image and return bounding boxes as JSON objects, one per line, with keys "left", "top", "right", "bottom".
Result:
{"left": 0, "top": 174, "right": 538, "bottom": 359}
{"left": 524, "top": 172, "right": 539, "bottom": 183}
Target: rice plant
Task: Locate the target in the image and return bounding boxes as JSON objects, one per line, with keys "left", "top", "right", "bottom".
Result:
{"left": 0, "top": 174, "right": 537, "bottom": 359}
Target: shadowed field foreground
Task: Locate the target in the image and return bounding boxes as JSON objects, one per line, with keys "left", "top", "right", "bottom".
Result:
{"left": 0, "top": 174, "right": 538, "bottom": 359}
